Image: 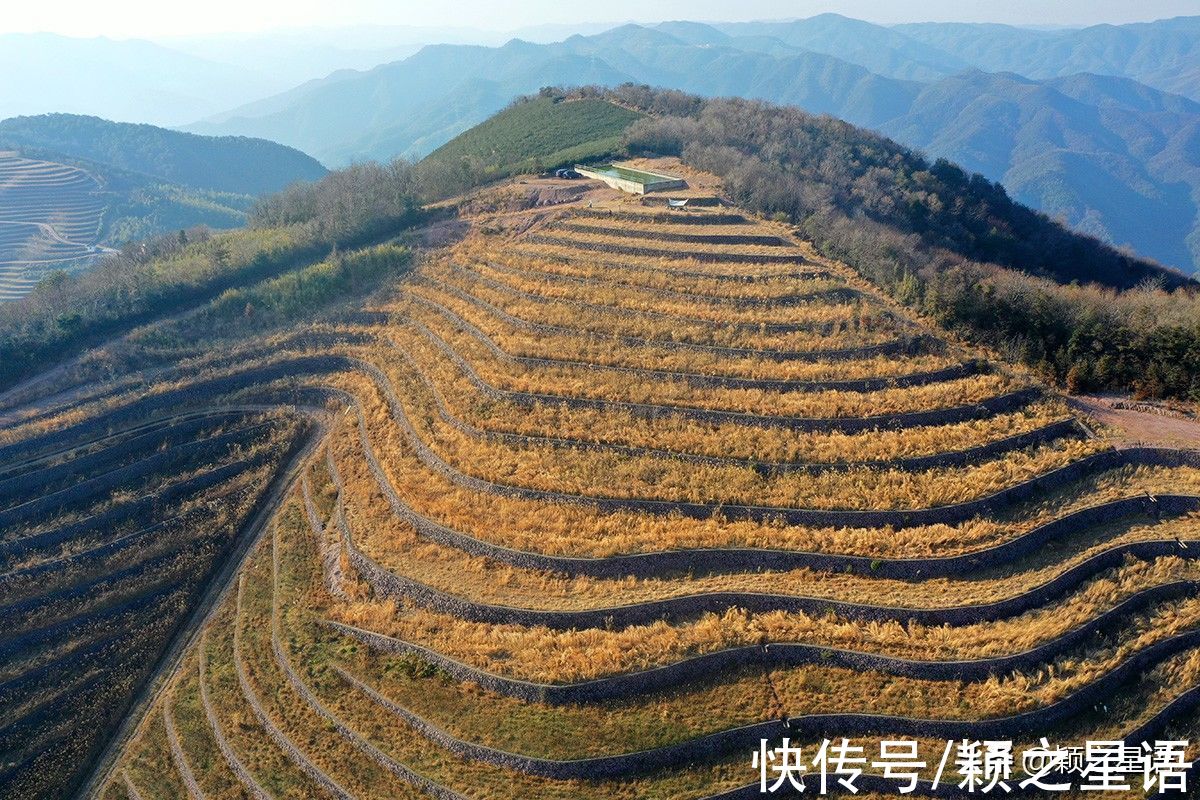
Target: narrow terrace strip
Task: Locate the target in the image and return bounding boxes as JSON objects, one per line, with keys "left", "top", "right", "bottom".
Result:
{"left": 1, "top": 455, "right": 267, "bottom": 560}
{"left": 344, "top": 493, "right": 1200, "bottom": 629}
{"left": 436, "top": 260, "right": 868, "bottom": 328}
{"left": 330, "top": 623, "right": 1200, "bottom": 781}
{"left": 568, "top": 208, "right": 750, "bottom": 225}
{"left": 554, "top": 220, "right": 791, "bottom": 246}
{"left": 525, "top": 233, "right": 813, "bottom": 264}
{"left": 339, "top": 398, "right": 1200, "bottom": 631}
{"left": 414, "top": 292, "right": 980, "bottom": 394}
{"left": 198, "top": 637, "right": 272, "bottom": 800}
{"left": 232, "top": 576, "right": 355, "bottom": 800}
{"left": 397, "top": 332, "right": 1081, "bottom": 480}
{"left": 357, "top": 353, "right": 1200, "bottom": 532}
{"left": 0, "top": 410, "right": 249, "bottom": 495}
{"left": 0, "top": 355, "right": 355, "bottom": 466}
{"left": 341, "top": 400, "right": 1184, "bottom": 582}
{"left": 268, "top": 524, "right": 465, "bottom": 800}
{"left": 469, "top": 257, "right": 858, "bottom": 309}
{"left": 507, "top": 245, "right": 832, "bottom": 282}
{"left": 419, "top": 278, "right": 922, "bottom": 362}
{"left": 163, "top": 697, "right": 205, "bottom": 799}
{"left": 0, "top": 409, "right": 234, "bottom": 479}
{"left": 327, "top": 578, "right": 1200, "bottom": 703}
{"left": 410, "top": 320, "right": 1034, "bottom": 434}
{"left": 0, "top": 420, "right": 276, "bottom": 529}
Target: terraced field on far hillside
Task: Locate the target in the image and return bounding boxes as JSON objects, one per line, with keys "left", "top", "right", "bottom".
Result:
{"left": 7, "top": 178, "right": 1200, "bottom": 798}
{"left": 0, "top": 153, "right": 109, "bottom": 301}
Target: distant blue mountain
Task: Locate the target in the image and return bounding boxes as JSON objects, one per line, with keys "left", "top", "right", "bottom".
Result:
{"left": 189, "top": 16, "right": 1200, "bottom": 273}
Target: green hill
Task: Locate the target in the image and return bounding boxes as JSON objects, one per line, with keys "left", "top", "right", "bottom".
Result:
{"left": 192, "top": 19, "right": 1200, "bottom": 274}
{"left": 0, "top": 114, "right": 327, "bottom": 195}
{"left": 422, "top": 93, "right": 643, "bottom": 178}
{"left": 0, "top": 115, "right": 330, "bottom": 300}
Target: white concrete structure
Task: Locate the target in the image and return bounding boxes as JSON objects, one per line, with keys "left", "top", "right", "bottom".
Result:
{"left": 574, "top": 162, "right": 687, "bottom": 195}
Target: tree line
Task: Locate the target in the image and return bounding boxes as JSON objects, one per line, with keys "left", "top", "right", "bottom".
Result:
{"left": 616, "top": 91, "right": 1200, "bottom": 401}
{"left": 0, "top": 160, "right": 430, "bottom": 390}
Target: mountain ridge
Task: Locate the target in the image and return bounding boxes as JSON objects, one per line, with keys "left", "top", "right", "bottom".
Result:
{"left": 187, "top": 18, "right": 1200, "bottom": 272}
{"left": 0, "top": 113, "right": 327, "bottom": 195}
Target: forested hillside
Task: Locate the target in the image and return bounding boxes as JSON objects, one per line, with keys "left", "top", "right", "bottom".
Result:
{"left": 894, "top": 15, "right": 1200, "bottom": 100}
{"left": 0, "top": 159, "right": 423, "bottom": 387}
{"left": 0, "top": 115, "right": 330, "bottom": 300}
{"left": 0, "top": 114, "right": 327, "bottom": 195}
{"left": 189, "top": 17, "right": 1200, "bottom": 274}
{"left": 608, "top": 86, "right": 1199, "bottom": 399}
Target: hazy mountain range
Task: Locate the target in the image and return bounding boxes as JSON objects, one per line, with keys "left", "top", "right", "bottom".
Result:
{"left": 3, "top": 14, "right": 1199, "bottom": 272}
{"left": 180, "top": 16, "right": 1200, "bottom": 272}
{"left": 0, "top": 23, "right": 632, "bottom": 126}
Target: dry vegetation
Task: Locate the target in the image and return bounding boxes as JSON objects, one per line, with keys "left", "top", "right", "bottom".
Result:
{"left": 34, "top": 180, "right": 1195, "bottom": 800}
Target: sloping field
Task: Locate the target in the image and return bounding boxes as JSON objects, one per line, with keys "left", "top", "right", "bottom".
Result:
{"left": 0, "top": 153, "right": 107, "bottom": 301}
{"left": 7, "top": 177, "right": 1199, "bottom": 798}
{"left": 0, "top": 366, "right": 325, "bottom": 798}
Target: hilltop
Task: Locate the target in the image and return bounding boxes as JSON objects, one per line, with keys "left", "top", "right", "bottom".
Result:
{"left": 423, "top": 93, "right": 642, "bottom": 182}
{"left": 1, "top": 90, "right": 1199, "bottom": 799}
{"left": 189, "top": 16, "right": 1200, "bottom": 274}
{"left": 4, "top": 158, "right": 1197, "bottom": 800}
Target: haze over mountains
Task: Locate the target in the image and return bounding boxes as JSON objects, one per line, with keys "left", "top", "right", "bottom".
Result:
{"left": 0, "top": 22, "right": 631, "bottom": 126}
{"left": 179, "top": 15, "right": 1200, "bottom": 273}
{"left": 3, "top": 14, "right": 1199, "bottom": 273}
{"left": 0, "top": 33, "right": 282, "bottom": 126}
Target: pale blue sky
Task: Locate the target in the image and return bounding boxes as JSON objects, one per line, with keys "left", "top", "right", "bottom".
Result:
{"left": 5, "top": 0, "right": 1198, "bottom": 37}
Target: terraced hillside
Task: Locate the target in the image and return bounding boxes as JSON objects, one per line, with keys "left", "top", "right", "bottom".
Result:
{"left": 0, "top": 153, "right": 107, "bottom": 300}
{"left": 0, "top": 344, "right": 335, "bottom": 798}
{"left": 6, "top": 172, "right": 1200, "bottom": 798}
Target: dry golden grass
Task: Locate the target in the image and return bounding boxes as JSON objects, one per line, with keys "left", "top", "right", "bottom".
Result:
{"left": 264, "top": 490, "right": 754, "bottom": 798}
{"left": 283, "top": 482, "right": 1200, "bottom": 777}
{"left": 96, "top": 186, "right": 1200, "bottom": 800}
{"left": 399, "top": 279, "right": 934, "bottom": 381}
{"left": 429, "top": 302, "right": 958, "bottom": 378}
{"left": 392, "top": 321, "right": 1068, "bottom": 461}
{"left": 469, "top": 260, "right": 850, "bottom": 320}
{"left": 332, "top": 552, "right": 1200, "bottom": 684}
{"left": 410, "top": 271, "right": 891, "bottom": 352}
{"left": 429, "top": 257, "right": 878, "bottom": 330}
{"left": 405, "top": 311, "right": 1022, "bottom": 419}
{"left": 331, "top": 407, "right": 1200, "bottom": 619}
{"left": 554, "top": 218, "right": 786, "bottom": 238}
{"left": 508, "top": 238, "right": 823, "bottom": 282}
{"left": 462, "top": 240, "right": 840, "bottom": 302}
{"left": 329, "top": 369, "right": 1200, "bottom": 560}
{"left": 375, "top": 343, "right": 1100, "bottom": 511}
{"left": 535, "top": 226, "right": 810, "bottom": 259}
